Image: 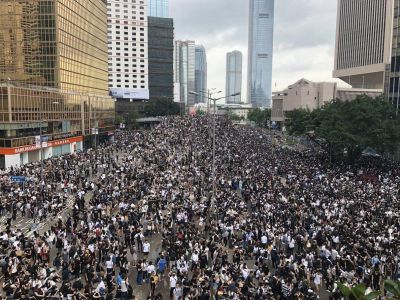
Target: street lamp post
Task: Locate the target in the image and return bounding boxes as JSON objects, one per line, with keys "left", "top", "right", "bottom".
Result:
{"left": 40, "top": 117, "right": 43, "bottom": 185}
{"left": 211, "top": 97, "right": 217, "bottom": 206}
{"left": 189, "top": 91, "right": 240, "bottom": 208}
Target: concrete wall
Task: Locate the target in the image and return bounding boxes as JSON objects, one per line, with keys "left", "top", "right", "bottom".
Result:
{"left": 271, "top": 98, "right": 284, "bottom": 121}
{"left": 318, "top": 82, "right": 337, "bottom": 107}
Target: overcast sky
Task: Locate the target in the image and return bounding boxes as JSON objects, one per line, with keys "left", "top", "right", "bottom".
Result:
{"left": 170, "top": 0, "right": 349, "bottom": 100}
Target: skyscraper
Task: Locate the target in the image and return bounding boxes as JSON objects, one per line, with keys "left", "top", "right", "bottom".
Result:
{"left": 386, "top": 0, "right": 400, "bottom": 109}
{"left": 0, "top": 0, "right": 115, "bottom": 169}
{"left": 149, "top": 0, "right": 169, "bottom": 18}
{"left": 247, "top": 0, "right": 275, "bottom": 108}
{"left": 333, "top": 0, "right": 393, "bottom": 89}
{"left": 174, "top": 40, "right": 195, "bottom": 111}
{"left": 226, "top": 51, "right": 242, "bottom": 104}
{"left": 195, "top": 45, "right": 207, "bottom": 103}
{"left": 107, "top": 0, "right": 149, "bottom": 101}
{"left": 148, "top": 16, "right": 174, "bottom": 101}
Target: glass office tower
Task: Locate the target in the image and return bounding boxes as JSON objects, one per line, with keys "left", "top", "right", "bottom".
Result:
{"left": 0, "top": 0, "right": 115, "bottom": 169}
{"left": 149, "top": 0, "right": 169, "bottom": 17}
{"left": 226, "top": 51, "right": 242, "bottom": 104}
{"left": 174, "top": 40, "right": 195, "bottom": 111}
{"left": 247, "top": 0, "right": 274, "bottom": 108}
{"left": 195, "top": 45, "right": 207, "bottom": 104}
{"left": 148, "top": 17, "right": 174, "bottom": 101}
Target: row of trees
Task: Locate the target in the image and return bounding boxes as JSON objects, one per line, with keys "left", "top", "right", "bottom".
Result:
{"left": 247, "top": 108, "right": 271, "bottom": 127}
{"left": 285, "top": 95, "right": 400, "bottom": 162}
{"left": 143, "top": 98, "right": 180, "bottom": 117}
{"left": 338, "top": 280, "right": 400, "bottom": 299}
{"left": 116, "top": 98, "right": 181, "bottom": 129}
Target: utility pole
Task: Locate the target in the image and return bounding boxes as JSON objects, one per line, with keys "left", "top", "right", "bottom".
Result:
{"left": 189, "top": 90, "right": 240, "bottom": 210}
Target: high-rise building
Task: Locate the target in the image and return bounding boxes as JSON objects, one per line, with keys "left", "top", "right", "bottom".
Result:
{"left": 107, "top": 0, "right": 149, "bottom": 102}
{"left": 195, "top": 45, "right": 207, "bottom": 103}
{"left": 386, "top": 0, "right": 400, "bottom": 109}
{"left": 149, "top": 0, "right": 168, "bottom": 17}
{"left": 226, "top": 51, "right": 242, "bottom": 104}
{"left": 148, "top": 16, "right": 174, "bottom": 101}
{"left": 174, "top": 40, "right": 195, "bottom": 111}
{"left": 0, "top": 0, "right": 115, "bottom": 169}
{"left": 247, "top": 0, "right": 275, "bottom": 108}
{"left": 333, "top": 0, "right": 394, "bottom": 89}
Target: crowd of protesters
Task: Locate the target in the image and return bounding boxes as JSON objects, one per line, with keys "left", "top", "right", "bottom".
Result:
{"left": 0, "top": 116, "right": 398, "bottom": 300}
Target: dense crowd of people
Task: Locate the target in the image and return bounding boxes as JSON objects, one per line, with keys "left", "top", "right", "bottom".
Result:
{"left": 0, "top": 116, "right": 399, "bottom": 300}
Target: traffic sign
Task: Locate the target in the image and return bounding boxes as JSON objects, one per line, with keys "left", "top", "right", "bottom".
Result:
{"left": 10, "top": 176, "right": 26, "bottom": 183}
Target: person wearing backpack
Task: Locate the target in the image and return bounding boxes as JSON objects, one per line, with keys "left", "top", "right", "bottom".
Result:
{"left": 119, "top": 274, "right": 129, "bottom": 299}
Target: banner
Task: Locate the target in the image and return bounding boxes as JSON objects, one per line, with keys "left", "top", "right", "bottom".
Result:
{"left": 35, "top": 136, "right": 41, "bottom": 148}
{"left": 110, "top": 88, "right": 149, "bottom": 100}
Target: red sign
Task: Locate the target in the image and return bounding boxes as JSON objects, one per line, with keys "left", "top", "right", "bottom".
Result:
{"left": 0, "top": 136, "right": 83, "bottom": 155}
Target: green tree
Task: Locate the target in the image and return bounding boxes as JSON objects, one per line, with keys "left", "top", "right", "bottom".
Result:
{"left": 285, "top": 108, "right": 313, "bottom": 135}
{"left": 144, "top": 98, "right": 180, "bottom": 117}
{"left": 248, "top": 108, "right": 271, "bottom": 127}
{"left": 227, "top": 109, "right": 243, "bottom": 121}
{"left": 115, "top": 114, "right": 125, "bottom": 126}
{"left": 384, "top": 280, "right": 400, "bottom": 299}
{"left": 196, "top": 110, "right": 206, "bottom": 116}
{"left": 285, "top": 96, "right": 400, "bottom": 162}
{"left": 125, "top": 109, "right": 139, "bottom": 129}
{"left": 337, "top": 283, "right": 380, "bottom": 300}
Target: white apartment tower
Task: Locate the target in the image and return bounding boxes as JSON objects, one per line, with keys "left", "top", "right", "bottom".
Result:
{"left": 333, "top": 0, "right": 394, "bottom": 89}
{"left": 107, "top": 0, "right": 149, "bottom": 100}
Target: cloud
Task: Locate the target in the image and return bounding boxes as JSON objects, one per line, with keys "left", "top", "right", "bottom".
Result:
{"left": 170, "top": 0, "right": 342, "bottom": 100}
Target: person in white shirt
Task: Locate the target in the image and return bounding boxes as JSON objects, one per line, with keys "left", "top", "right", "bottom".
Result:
{"left": 169, "top": 272, "right": 177, "bottom": 299}
{"left": 331, "top": 248, "right": 339, "bottom": 261}
{"left": 191, "top": 251, "right": 199, "bottom": 271}
{"left": 96, "top": 278, "right": 106, "bottom": 295}
{"left": 261, "top": 234, "right": 268, "bottom": 247}
{"left": 119, "top": 275, "right": 129, "bottom": 298}
{"left": 313, "top": 271, "right": 322, "bottom": 293}
{"left": 241, "top": 263, "right": 250, "bottom": 280}
{"left": 147, "top": 261, "right": 155, "bottom": 278}
{"left": 105, "top": 258, "right": 114, "bottom": 273}
{"left": 143, "top": 240, "right": 150, "bottom": 257}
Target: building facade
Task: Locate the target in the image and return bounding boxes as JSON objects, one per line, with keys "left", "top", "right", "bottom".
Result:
{"left": 271, "top": 79, "right": 337, "bottom": 123}
{"left": 386, "top": 0, "right": 400, "bottom": 110}
{"left": 149, "top": 0, "right": 168, "bottom": 17}
{"left": 107, "top": 0, "right": 149, "bottom": 102}
{"left": 148, "top": 17, "right": 174, "bottom": 101}
{"left": 333, "top": 0, "right": 394, "bottom": 89}
{"left": 226, "top": 51, "right": 242, "bottom": 104}
{"left": 195, "top": 45, "right": 207, "bottom": 103}
{"left": 0, "top": 0, "right": 115, "bottom": 169}
{"left": 174, "top": 40, "right": 195, "bottom": 111}
{"left": 271, "top": 79, "right": 382, "bottom": 128}
{"left": 247, "top": 0, "right": 275, "bottom": 108}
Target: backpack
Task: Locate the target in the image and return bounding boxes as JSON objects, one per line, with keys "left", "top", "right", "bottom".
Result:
{"left": 99, "top": 286, "right": 106, "bottom": 296}
{"left": 0, "top": 258, "right": 6, "bottom": 268}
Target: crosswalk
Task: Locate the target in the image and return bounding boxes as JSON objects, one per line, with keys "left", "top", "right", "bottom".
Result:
{"left": 0, "top": 215, "right": 7, "bottom": 226}
{"left": 0, "top": 200, "right": 75, "bottom": 236}
{"left": 66, "top": 195, "right": 76, "bottom": 209}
